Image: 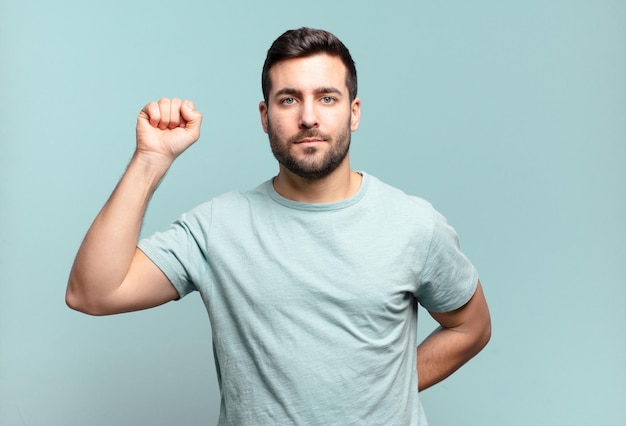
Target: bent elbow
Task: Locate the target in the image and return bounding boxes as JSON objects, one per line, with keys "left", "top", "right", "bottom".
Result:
{"left": 478, "top": 317, "right": 492, "bottom": 351}
{"left": 65, "top": 288, "right": 86, "bottom": 314}
{"left": 65, "top": 286, "right": 91, "bottom": 315}
{"left": 65, "top": 279, "right": 107, "bottom": 316}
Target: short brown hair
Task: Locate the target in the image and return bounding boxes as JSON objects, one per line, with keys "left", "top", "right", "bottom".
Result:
{"left": 261, "top": 27, "right": 358, "bottom": 102}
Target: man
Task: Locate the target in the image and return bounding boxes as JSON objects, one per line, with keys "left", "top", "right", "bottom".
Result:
{"left": 67, "top": 27, "right": 491, "bottom": 425}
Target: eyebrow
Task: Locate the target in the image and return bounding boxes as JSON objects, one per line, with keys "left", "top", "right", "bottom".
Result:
{"left": 274, "top": 86, "right": 343, "bottom": 97}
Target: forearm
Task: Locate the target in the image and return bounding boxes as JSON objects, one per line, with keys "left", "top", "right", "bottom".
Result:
{"left": 66, "top": 154, "right": 169, "bottom": 313}
{"left": 416, "top": 325, "right": 487, "bottom": 391}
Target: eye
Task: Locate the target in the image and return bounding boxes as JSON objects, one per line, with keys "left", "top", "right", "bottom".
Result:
{"left": 281, "top": 97, "right": 296, "bottom": 105}
{"left": 321, "top": 96, "right": 336, "bottom": 104}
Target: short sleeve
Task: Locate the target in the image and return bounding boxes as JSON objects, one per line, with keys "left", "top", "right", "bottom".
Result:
{"left": 416, "top": 209, "right": 478, "bottom": 313}
{"left": 137, "top": 206, "right": 212, "bottom": 299}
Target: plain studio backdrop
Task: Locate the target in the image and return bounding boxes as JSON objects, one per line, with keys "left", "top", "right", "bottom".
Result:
{"left": 1, "top": 1, "right": 624, "bottom": 425}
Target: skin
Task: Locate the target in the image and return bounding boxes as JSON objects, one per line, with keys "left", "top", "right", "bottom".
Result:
{"left": 65, "top": 98, "right": 197, "bottom": 315}
{"left": 417, "top": 281, "right": 491, "bottom": 391}
{"left": 66, "top": 53, "right": 490, "bottom": 392}
{"left": 259, "top": 54, "right": 362, "bottom": 203}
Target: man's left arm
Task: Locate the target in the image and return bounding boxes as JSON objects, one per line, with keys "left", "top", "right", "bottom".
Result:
{"left": 417, "top": 280, "right": 491, "bottom": 391}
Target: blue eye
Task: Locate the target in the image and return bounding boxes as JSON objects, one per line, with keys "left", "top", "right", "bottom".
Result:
{"left": 281, "top": 98, "right": 296, "bottom": 105}
{"left": 321, "top": 96, "right": 336, "bottom": 104}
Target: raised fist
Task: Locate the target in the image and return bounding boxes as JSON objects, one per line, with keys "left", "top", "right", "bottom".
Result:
{"left": 135, "top": 98, "right": 202, "bottom": 165}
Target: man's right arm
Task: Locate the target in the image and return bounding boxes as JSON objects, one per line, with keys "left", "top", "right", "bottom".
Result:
{"left": 66, "top": 98, "right": 202, "bottom": 316}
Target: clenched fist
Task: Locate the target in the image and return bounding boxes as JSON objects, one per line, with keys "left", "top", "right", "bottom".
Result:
{"left": 135, "top": 98, "right": 202, "bottom": 166}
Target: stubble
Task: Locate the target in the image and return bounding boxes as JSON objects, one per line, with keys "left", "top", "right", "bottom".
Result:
{"left": 267, "top": 120, "right": 351, "bottom": 180}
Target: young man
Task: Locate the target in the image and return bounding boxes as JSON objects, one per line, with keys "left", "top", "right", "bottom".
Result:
{"left": 67, "top": 28, "right": 491, "bottom": 425}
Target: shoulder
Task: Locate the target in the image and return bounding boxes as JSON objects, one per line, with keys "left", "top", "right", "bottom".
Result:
{"left": 363, "top": 173, "right": 436, "bottom": 219}
{"left": 182, "top": 179, "right": 274, "bottom": 220}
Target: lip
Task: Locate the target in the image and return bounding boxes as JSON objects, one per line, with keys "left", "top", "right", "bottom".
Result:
{"left": 295, "top": 138, "right": 325, "bottom": 144}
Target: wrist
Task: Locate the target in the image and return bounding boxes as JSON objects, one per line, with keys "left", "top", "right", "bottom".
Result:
{"left": 127, "top": 152, "right": 172, "bottom": 190}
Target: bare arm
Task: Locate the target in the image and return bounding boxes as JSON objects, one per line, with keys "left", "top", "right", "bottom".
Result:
{"left": 417, "top": 280, "right": 491, "bottom": 391}
{"left": 66, "top": 98, "right": 202, "bottom": 315}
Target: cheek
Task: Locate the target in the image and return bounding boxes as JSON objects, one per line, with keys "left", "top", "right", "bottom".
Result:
{"left": 268, "top": 113, "right": 293, "bottom": 136}
{"left": 325, "top": 112, "right": 352, "bottom": 133}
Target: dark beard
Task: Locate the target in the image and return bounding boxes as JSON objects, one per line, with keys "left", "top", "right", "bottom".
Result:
{"left": 267, "top": 123, "right": 351, "bottom": 180}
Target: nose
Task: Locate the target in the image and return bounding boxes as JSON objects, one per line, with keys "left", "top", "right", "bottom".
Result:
{"left": 299, "top": 100, "right": 318, "bottom": 129}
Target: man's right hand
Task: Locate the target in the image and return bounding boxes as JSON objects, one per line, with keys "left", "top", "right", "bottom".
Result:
{"left": 135, "top": 98, "right": 202, "bottom": 166}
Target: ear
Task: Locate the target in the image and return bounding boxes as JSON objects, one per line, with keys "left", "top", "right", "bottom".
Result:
{"left": 350, "top": 98, "right": 361, "bottom": 132}
{"left": 259, "top": 101, "right": 269, "bottom": 134}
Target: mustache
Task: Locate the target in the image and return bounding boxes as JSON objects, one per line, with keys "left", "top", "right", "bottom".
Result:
{"left": 287, "top": 130, "right": 331, "bottom": 144}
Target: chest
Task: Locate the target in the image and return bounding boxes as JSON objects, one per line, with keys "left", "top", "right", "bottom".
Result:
{"left": 205, "top": 210, "right": 426, "bottom": 330}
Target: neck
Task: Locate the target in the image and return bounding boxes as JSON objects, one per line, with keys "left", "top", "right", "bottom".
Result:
{"left": 273, "top": 159, "right": 362, "bottom": 203}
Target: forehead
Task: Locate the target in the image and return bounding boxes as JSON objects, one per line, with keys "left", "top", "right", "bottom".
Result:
{"left": 268, "top": 53, "right": 348, "bottom": 95}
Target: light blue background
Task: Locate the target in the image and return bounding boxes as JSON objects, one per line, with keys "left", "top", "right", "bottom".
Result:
{"left": 1, "top": 1, "right": 624, "bottom": 425}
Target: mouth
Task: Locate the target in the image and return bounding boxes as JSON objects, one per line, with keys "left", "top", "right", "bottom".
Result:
{"left": 289, "top": 130, "right": 330, "bottom": 146}
{"left": 295, "top": 138, "right": 325, "bottom": 144}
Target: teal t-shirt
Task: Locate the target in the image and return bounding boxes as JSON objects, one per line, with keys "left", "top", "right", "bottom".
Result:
{"left": 138, "top": 173, "right": 478, "bottom": 425}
